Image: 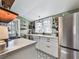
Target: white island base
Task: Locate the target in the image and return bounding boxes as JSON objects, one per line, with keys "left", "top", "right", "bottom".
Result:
{"left": 0, "top": 38, "right": 36, "bottom": 59}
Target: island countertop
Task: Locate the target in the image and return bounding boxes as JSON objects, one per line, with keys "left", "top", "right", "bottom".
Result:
{"left": 0, "top": 38, "right": 36, "bottom": 56}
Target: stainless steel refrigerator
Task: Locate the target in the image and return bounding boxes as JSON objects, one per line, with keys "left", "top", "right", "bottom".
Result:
{"left": 60, "top": 12, "right": 79, "bottom": 59}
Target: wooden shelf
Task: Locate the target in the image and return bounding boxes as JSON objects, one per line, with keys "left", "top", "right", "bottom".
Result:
{"left": 0, "top": 7, "right": 18, "bottom": 23}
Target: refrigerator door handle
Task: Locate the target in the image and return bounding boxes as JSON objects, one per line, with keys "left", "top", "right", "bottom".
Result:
{"left": 60, "top": 45, "right": 79, "bottom": 52}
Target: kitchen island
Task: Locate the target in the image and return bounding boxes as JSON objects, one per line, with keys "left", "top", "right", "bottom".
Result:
{"left": 0, "top": 38, "right": 36, "bottom": 59}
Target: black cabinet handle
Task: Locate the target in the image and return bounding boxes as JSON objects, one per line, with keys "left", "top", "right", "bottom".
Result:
{"left": 60, "top": 45, "right": 79, "bottom": 52}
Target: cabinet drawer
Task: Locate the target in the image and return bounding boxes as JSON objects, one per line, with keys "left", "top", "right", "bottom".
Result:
{"left": 45, "top": 44, "right": 58, "bottom": 57}
{"left": 36, "top": 42, "right": 58, "bottom": 58}
{"left": 36, "top": 41, "right": 58, "bottom": 50}
{"left": 50, "top": 38, "right": 58, "bottom": 42}
{"left": 40, "top": 37, "right": 49, "bottom": 42}
{"left": 33, "top": 36, "right": 40, "bottom": 42}
{"left": 41, "top": 38, "right": 58, "bottom": 45}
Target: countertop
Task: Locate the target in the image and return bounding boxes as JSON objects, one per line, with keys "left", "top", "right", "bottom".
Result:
{"left": 26, "top": 34, "right": 58, "bottom": 39}
{"left": 0, "top": 38, "right": 36, "bottom": 56}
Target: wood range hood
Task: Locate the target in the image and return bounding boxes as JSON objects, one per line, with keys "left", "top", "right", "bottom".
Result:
{"left": 0, "top": 7, "right": 18, "bottom": 23}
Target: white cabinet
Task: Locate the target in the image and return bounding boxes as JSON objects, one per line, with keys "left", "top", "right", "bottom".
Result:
{"left": 0, "top": 38, "right": 36, "bottom": 59}
{"left": 36, "top": 49, "right": 56, "bottom": 59}
{"left": 32, "top": 35, "right": 58, "bottom": 59}
{"left": 3, "top": 45, "right": 36, "bottom": 59}
{"left": 33, "top": 17, "right": 59, "bottom": 59}
{"left": 36, "top": 37, "right": 58, "bottom": 58}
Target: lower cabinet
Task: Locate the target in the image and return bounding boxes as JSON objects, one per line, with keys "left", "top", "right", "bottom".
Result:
{"left": 1, "top": 44, "right": 36, "bottom": 59}
{"left": 33, "top": 36, "right": 58, "bottom": 59}
{"left": 36, "top": 49, "right": 57, "bottom": 59}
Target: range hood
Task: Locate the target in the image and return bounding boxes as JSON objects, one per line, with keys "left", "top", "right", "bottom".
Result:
{"left": 0, "top": 7, "right": 18, "bottom": 23}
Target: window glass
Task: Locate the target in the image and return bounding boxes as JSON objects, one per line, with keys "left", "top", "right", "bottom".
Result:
{"left": 35, "top": 20, "right": 43, "bottom": 33}
{"left": 35, "top": 17, "right": 52, "bottom": 34}
{"left": 8, "top": 20, "right": 17, "bottom": 39}
{"left": 43, "top": 17, "right": 52, "bottom": 34}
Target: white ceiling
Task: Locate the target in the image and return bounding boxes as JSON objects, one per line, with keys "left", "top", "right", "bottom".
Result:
{"left": 11, "top": 0, "right": 79, "bottom": 21}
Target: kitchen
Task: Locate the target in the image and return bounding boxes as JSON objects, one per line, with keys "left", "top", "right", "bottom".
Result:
{"left": 0, "top": 0, "right": 79, "bottom": 59}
